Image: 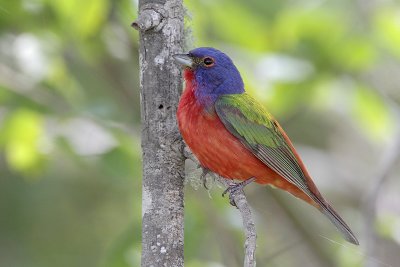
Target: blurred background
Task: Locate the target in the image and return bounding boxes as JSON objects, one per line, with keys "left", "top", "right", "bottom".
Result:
{"left": 0, "top": 0, "right": 400, "bottom": 266}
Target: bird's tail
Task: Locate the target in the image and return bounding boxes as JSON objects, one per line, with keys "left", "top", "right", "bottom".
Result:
{"left": 314, "top": 197, "right": 359, "bottom": 245}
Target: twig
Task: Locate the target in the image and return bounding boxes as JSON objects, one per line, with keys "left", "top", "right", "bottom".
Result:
{"left": 184, "top": 147, "right": 257, "bottom": 267}
{"left": 215, "top": 176, "right": 257, "bottom": 267}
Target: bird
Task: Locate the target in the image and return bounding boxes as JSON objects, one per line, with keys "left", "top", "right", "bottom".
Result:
{"left": 174, "top": 47, "right": 359, "bottom": 245}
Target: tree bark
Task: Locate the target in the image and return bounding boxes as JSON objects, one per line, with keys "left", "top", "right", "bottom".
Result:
{"left": 132, "top": 1, "right": 185, "bottom": 266}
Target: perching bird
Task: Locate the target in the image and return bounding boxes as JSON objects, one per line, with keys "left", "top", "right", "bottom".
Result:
{"left": 174, "top": 47, "right": 359, "bottom": 245}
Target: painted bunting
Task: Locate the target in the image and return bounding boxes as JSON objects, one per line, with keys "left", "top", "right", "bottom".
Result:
{"left": 174, "top": 47, "right": 359, "bottom": 245}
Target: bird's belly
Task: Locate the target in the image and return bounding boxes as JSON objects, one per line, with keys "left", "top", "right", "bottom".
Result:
{"left": 178, "top": 108, "right": 277, "bottom": 183}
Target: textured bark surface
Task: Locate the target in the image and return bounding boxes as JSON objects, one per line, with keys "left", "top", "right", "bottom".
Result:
{"left": 133, "top": 0, "right": 185, "bottom": 266}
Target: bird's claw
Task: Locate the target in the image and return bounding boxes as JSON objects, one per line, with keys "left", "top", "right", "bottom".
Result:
{"left": 222, "top": 177, "right": 256, "bottom": 207}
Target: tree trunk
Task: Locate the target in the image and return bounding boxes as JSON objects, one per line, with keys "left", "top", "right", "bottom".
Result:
{"left": 132, "top": 0, "right": 185, "bottom": 266}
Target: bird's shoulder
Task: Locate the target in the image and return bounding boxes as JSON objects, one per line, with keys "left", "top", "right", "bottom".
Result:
{"left": 215, "top": 93, "right": 275, "bottom": 128}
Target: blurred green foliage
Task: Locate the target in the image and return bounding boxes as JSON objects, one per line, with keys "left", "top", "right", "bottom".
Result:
{"left": 1, "top": 0, "right": 400, "bottom": 266}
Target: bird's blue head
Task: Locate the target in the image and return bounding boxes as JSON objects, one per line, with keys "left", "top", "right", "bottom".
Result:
{"left": 174, "top": 47, "right": 244, "bottom": 107}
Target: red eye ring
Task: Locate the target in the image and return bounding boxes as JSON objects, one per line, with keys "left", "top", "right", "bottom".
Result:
{"left": 203, "top": 57, "right": 215, "bottom": 67}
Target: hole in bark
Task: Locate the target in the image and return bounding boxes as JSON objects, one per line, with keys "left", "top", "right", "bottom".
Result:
{"left": 158, "top": 104, "right": 164, "bottom": 109}
{"left": 131, "top": 21, "right": 139, "bottom": 29}
{"left": 167, "top": 106, "right": 171, "bottom": 110}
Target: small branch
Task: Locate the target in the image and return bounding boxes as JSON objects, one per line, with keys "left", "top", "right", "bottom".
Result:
{"left": 131, "top": 4, "right": 166, "bottom": 31}
{"left": 184, "top": 147, "right": 257, "bottom": 267}
{"left": 215, "top": 176, "right": 257, "bottom": 267}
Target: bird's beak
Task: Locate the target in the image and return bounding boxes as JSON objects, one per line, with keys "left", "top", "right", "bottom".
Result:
{"left": 173, "top": 54, "right": 193, "bottom": 68}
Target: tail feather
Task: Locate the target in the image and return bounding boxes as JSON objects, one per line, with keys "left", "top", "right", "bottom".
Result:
{"left": 269, "top": 177, "right": 359, "bottom": 245}
{"left": 316, "top": 198, "right": 359, "bottom": 245}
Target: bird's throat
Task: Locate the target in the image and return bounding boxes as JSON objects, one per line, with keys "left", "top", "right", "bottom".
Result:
{"left": 183, "top": 69, "right": 216, "bottom": 113}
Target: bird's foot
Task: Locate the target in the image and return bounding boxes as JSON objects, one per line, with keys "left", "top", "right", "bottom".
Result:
{"left": 222, "top": 177, "right": 256, "bottom": 207}
{"left": 199, "top": 167, "right": 216, "bottom": 190}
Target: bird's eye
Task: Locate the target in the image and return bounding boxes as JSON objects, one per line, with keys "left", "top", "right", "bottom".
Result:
{"left": 203, "top": 57, "right": 214, "bottom": 67}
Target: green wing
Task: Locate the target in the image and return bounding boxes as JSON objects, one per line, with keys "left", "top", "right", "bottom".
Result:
{"left": 215, "top": 93, "right": 312, "bottom": 196}
{"left": 215, "top": 94, "right": 360, "bottom": 245}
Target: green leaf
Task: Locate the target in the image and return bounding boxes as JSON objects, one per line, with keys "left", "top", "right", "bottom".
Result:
{"left": 2, "top": 109, "right": 45, "bottom": 174}
{"left": 374, "top": 7, "right": 400, "bottom": 58}
{"left": 48, "top": 0, "right": 109, "bottom": 38}
{"left": 353, "top": 86, "right": 394, "bottom": 142}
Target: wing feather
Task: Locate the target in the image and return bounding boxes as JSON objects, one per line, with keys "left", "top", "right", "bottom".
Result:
{"left": 215, "top": 94, "right": 311, "bottom": 196}
{"left": 215, "top": 93, "right": 359, "bottom": 245}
